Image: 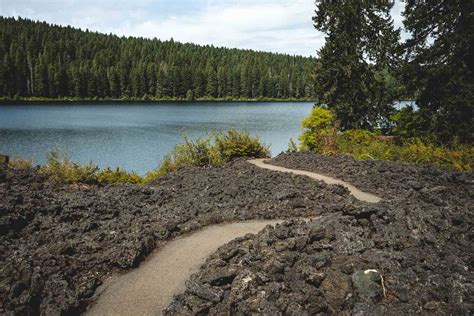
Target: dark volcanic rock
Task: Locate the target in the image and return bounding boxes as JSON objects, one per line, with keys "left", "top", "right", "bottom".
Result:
{"left": 0, "top": 159, "right": 358, "bottom": 315}
{"left": 352, "top": 270, "right": 385, "bottom": 302}
{"left": 165, "top": 154, "right": 473, "bottom": 315}
{"left": 269, "top": 152, "right": 473, "bottom": 203}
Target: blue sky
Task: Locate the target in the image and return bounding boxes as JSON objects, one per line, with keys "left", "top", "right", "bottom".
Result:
{"left": 0, "top": 0, "right": 406, "bottom": 57}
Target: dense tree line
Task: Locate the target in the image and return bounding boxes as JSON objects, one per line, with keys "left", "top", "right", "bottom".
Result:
{"left": 0, "top": 17, "right": 316, "bottom": 100}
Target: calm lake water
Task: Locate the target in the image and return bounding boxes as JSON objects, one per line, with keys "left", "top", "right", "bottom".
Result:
{"left": 0, "top": 102, "right": 314, "bottom": 174}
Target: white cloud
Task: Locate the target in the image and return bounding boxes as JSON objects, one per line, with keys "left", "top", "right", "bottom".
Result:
{"left": 108, "top": 0, "right": 322, "bottom": 56}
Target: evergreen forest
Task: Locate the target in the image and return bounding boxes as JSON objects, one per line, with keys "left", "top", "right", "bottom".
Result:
{"left": 0, "top": 17, "right": 316, "bottom": 100}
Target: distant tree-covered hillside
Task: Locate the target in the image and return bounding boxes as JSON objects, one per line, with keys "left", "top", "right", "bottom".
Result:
{"left": 0, "top": 17, "right": 317, "bottom": 100}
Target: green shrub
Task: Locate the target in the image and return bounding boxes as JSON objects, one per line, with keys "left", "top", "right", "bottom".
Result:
{"left": 151, "top": 136, "right": 216, "bottom": 176}
{"left": 214, "top": 129, "right": 270, "bottom": 162}
{"left": 299, "top": 107, "right": 338, "bottom": 154}
{"left": 40, "top": 152, "right": 99, "bottom": 184}
{"left": 8, "top": 157, "right": 33, "bottom": 170}
{"left": 40, "top": 152, "right": 147, "bottom": 184}
{"left": 393, "top": 138, "right": 473, "bottom": 170}
{"left": 336, "top": 129, "right": 390, "bottom": 160}
{"left": 144, "top": 129, "right": 270, "bottom": 182}
{"left": 390, "top": 106, "right": 421, "bottom": 139}
{"left": 298, "top": 109, "right": 473, "bottom": 171}
{"left": 97, "top": 167, "right": 143, "bottom": 184}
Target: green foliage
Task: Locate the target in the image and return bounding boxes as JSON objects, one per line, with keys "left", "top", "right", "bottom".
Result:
{"left": 97, "top": 167, "right": 143, "bottom": 184}
{"left": 8, "top": 157, "right": 32, "bottom": 170}
{"left": 144, "top": 130, "right": 270, "bottom": 181}
{"left": 299, "top": 109, "right": 473, "bottom": 170}
{"left": 336, "top": 130, "right": 395, "bottom": 161}
{"left": 40, "top": 152, "right": 143, "bottom": 184}
{"left": 287, "top": 138, "right": 299, "bottom": 153}
{"left": 299, "top": 107, "right": 338, "bottom": 154}
{"left": 0, "top": 17, "right": 316, "bottom": 101}
{"left": 390, "top": 106, "right": 420, "bottom": 139}
{"left": 402, "top": 1, "right": 473, "bottom": 144}
{"left": 313, "top": 1, "right": 401, "bottom": 131}
{"left": 299, "top": 121, "right": 472, "bottom": 170}
{"left": 340, "top": 134, "right": 473, "bottom": 171}
{"left": 23, "top": 130, "right": 269, "bottom": 184}
{"left": 40, "top": 152, "right": 99, "bottom": 184}
{"left": 214, "top": 129, "right": 270, "bottom": 162}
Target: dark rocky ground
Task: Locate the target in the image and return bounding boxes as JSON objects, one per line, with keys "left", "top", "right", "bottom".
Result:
{"left": 0, "top": 159, "right": 359, "bottom": 315}
{"left": 165, "top": 153, "right": 473, "bottom": 315}
{"left": 270, "top": 152, "right": 473, "bottom": 202}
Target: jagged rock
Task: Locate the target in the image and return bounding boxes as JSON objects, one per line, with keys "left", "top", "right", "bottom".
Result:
{"left": 166, "top": 153, "right": 472, "bottom": 315}
{"left": 0, "top": 159, "right": 356, "bottom": 314}
{"left": 351, "top": 269, "right": 385, "bottom": 302}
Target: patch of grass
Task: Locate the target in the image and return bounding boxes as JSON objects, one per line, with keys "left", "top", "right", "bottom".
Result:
{"left": 8, "top": 157, "right": 33, "bottom": 170}
{"left": 40, "top": 153, "right": 146, "bottom": 185}
{"left": 144, "top": 129, "right": 270, "bottom": 181}
{"left": 40, "top": 152, "right": 99, "bottom": 184}
{"left": 97, "top": 167, "right": 143, "bottom": 184}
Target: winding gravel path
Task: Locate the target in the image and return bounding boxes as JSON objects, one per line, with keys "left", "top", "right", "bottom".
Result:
{"left": 86, "top": 159, "right": 381, "bottom": 315}
{"left": 248, "top": 158, "right": 382, "bottom": 203}
{"left": 86, "top": 220, "right": 283, "bottom": 315}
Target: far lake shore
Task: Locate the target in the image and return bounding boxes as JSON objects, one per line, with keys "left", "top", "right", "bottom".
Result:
{"left": 0, "top": 97, "right": 317, "bottom": 105}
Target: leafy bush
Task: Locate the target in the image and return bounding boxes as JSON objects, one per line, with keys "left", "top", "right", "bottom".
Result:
{"left": 299, "top": 107, "right": 338, "bottom": 154}
{"left": 214, "top": 129, "right": 270, "bottom": 162}
{"left": 144, "top": 129, "right": 270, "bottom": 181}
{"left": 144, "top": 136, "right": 217, "bottom": 181}
{"left": 390, "top": 106, "right": 421, "bottom": 139}
{"left": 299, "top": 109, "right": 473, "bottom": 171}
{"left": 336, "top": 129, "right": 390, "bottom": 160}
{"left": 40, "top": 152, "right": 99, "bottom": 184}
{"left": 334, "top": 131, "right": 473, "bottom": 170}
{"left": 393, "top": 139, "right": 473, "bottom": 170}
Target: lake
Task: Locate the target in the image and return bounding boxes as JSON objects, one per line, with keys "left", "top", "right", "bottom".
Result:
{"left": 0, "top": 102, "right": 315, "bottom": 174}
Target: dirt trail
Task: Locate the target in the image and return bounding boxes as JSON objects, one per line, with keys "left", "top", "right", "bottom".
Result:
{"left": 86, "top": 220, "right": 283, "bottom": 316}
{"left": 86, "top": 159, "right": 379, "bottom": 315}
{"left": 248, "top": 158, "right": 382, "bottom": 203}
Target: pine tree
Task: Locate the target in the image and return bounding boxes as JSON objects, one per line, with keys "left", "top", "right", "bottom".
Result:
{"left": 217, "top": 66, "right": 226, "bottom": 98}
{"left": 205, "top": 62, "right": 217, "bottom": 98}
{"left": 313, "top": 1, "right": 400, "bottom": 130}
{"left": 403, "top": 0, "right": 473, "bottom": 144}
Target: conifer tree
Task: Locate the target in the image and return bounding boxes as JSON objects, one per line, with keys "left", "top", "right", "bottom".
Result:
{"left": 313, "top": 1, "right": 400, "bottom": 130}
{"left": 403, "top": 0, "right": 473, "bottom": 144}
{"left": 205, "top": 62, "right": 217, "bottom": 98}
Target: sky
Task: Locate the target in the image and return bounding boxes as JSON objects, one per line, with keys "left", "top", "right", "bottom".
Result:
{"left": 0, "top": 0, "right": 407, "bottom": 57}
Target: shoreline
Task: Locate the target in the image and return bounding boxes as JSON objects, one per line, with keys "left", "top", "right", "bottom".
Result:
{"left": 0, "top": 98, "right": 317, "bottom": 105}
